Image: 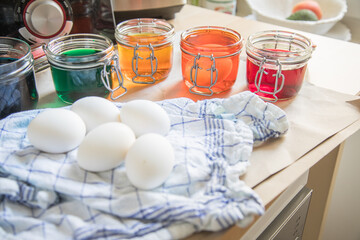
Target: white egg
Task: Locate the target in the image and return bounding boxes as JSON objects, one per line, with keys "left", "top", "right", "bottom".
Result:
{"left": 125, "top": 133, "right": 175, "bottom": 190}
{"left": 77, "top": 122, "right": 136, "bottom": 172}
{"left": 71, "top": 96, "right": 120, "bottom": 133}
{"left": 27, "top": 109, "right": 86, "bottom": 153}
{"left": 119, "top": 99, "right": 171, "bottom": 137}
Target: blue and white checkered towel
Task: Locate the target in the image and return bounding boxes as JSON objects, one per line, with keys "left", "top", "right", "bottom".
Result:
{"left": 0, "top": 91, "right": 288, "bottom": 240}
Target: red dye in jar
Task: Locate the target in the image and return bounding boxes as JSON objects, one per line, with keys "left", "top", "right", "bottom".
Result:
{"left": 246, "top": 49, "right": 307, "bottom": 100}
{"left": 246, "top": 30, "right": 314, "bottom": 102}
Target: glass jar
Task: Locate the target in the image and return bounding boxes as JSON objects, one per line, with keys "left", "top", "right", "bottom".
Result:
{"left": 246, "top": 30, "right": 314, "bottom": 102}
{"left": 204, "top": 0, "right": 237, "bottom": 15}
{"left": 0, "top": 37, "right": 38, "bottom": 119}
{"left": 180, "top": 26, "right": 243, "bottom": 96}
{"left": 44, "top": 33, "right": 126, "bottom": 104}
{"left": 115, "top": 18, "right": 175, "bottom": 84}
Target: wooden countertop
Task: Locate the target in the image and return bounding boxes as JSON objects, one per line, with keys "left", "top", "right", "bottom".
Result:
{"left": 34, "top": 4, "right": 360, "bottom": 239}
{"left": 168, "top": 4, "right": 360, "bottom": 239}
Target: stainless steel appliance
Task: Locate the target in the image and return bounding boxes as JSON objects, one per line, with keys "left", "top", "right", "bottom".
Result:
{"left": 0, "top": 0, "right": 74, "bottom": 72}
{"left": 111, "top": 0, "right": 186, "bottom": 23}
{"left": 258, "top": 187, "right": 313, "bottom": 240}
{"left": 0, "top": 0, "right": 186, "bottom": 43}
{"left": 0, "top": 0, "right": 73, "bottom": 44}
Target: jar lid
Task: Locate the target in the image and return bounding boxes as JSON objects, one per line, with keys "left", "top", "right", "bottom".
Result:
{"left": 180, "top": 26, "right": 243, "bottom": 58}
{"left": 0, "top": 37, "right": 34, "bottom": 81}
{"left": 44, "top": 34, "right": 115, "bottom": 69}
{"left": 115, "top": 18, "right": 175, "bottom": 48}
{"left": 246, "top": 30, "right": 314, "bottom": 65}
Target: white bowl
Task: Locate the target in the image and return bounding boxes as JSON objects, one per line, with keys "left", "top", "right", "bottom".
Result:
{"left": 245, "top": 0, "right": 347, "bottom": 35}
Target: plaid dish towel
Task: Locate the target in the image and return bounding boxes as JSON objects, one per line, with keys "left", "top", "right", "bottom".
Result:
{"left": 0, "top": 91, "right": 288, "bottom": 240}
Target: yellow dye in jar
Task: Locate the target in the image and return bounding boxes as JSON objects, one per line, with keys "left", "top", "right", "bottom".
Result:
{"left": 117, "top": 33, "right": 173, "bottom": 84}
{"left": 115, "top": 19, "right": 175, "bottom": 85}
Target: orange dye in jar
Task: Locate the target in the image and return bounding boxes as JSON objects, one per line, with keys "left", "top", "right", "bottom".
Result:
{"left": 117, "top": 33, "right": 173, "bottom": 84}
{"left": 115, "top": 18, "right": 175, "bottom": 85}
{"left": 180, "top": 26, "right": 243, "bottom": 96}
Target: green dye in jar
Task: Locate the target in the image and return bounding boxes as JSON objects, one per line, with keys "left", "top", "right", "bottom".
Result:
{"left": 50, "top": 48, "right": 111, "bottom": 104}
{"left": 62, "top": 48, "right": 99, "bottom": 57}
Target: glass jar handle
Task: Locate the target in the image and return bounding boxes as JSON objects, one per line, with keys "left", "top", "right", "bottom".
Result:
{"left": 101, "top": 55, "right": 127, "bottom": 100}
{"left": 131, "top": 43, "right": 158, "bottom": 84}
{"left": 189, "top": 53, "right": 218, "bottom": 96}
{"left": 254, "top": 58, "right": 284, "bottom": 102}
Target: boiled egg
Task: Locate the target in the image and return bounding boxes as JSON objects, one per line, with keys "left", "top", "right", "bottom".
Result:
{"left": 77, "top": 122, "right": 136, "bottom": 172}
{"left": 27, "top": 108, "right": 86, "bottom": 153}
{"left": 71, "top": 96, "right": 120, "bottom": 133}
{"left": 119, "top": 99, "right": 170, "bottom": 137}
{"left": 125, "top": 133, "right": 175, "bottom": 190}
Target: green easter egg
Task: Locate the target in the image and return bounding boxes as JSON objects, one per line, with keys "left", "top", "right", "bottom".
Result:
{"left": 287, "top": 9, "right": 318, "bottom": 21}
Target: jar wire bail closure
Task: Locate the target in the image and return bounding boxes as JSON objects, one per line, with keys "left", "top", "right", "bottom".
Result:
{"left": 101, "top": 54, "right": 127, "bottom": 100}
{"left": 181, "top": 47, "right": 242, "bottom": 96}
{"left": 131, "top": 43, "right": 158, "bottom": 84}
{"left": 254, "top": 58, "right": 285, "bottom": 103}
{"left": 253, "top": 32, "right": 292, "bottom": 102}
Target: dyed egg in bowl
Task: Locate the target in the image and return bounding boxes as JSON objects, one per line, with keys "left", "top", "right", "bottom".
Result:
{"left": 245, "top": 0, "right": 347, "bottom": 35}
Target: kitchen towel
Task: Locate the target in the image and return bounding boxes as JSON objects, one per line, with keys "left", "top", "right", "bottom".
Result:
{"left": 0, "top": 91, "right": 288, "bottom": 240}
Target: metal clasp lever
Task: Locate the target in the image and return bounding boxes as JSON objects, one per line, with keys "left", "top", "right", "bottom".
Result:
{"left": 101, "top": 55, "right": 127, "bottom": 100}
{"left": 189, "top": 53, "right": 218, "bottom": 96}
{"left": 131, "top": 43, "right": 158, "bottom": 84}
{"left": 254, "top": 58, "right": 284, "bottom": 102}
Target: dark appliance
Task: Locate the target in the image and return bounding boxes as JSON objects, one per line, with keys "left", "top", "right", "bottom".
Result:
{"left": 0, "top": 0, "right": 73, "bottom": 44}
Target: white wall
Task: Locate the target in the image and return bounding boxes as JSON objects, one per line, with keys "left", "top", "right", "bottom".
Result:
{"left": 236, "top": 0, "right": 251, "bottom": 16}
{"left": 322, "top": 130, "right": 360, "bottom": 240}
{"left": 345, "top": 0, "right": 360, "bottom": 19}
{"left": 322, "top": 1, "right": 360, "bottom": 238}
